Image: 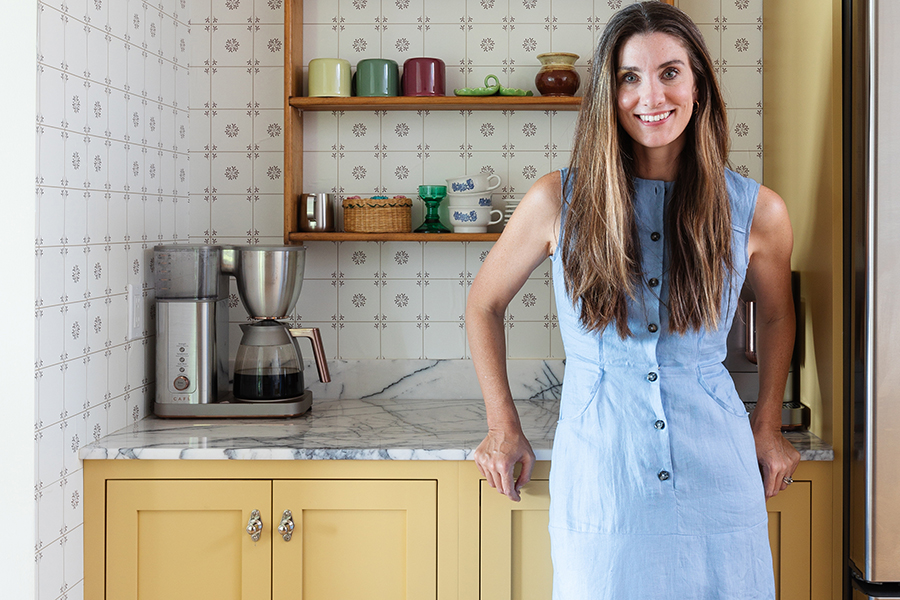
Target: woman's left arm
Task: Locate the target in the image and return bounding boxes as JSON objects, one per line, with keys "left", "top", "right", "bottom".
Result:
{"left": 746, "top": 185, "right": 801, "bottom": 499}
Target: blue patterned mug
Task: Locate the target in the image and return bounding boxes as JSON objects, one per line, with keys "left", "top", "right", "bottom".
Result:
{"left": 446, "top": 173, "right": 501, "bottom": 194}
{"left": 446, "top": 191, "right": 493, "bottom": 207}
{"left": 449, "top": 206, "right": 503, "bottom": 233}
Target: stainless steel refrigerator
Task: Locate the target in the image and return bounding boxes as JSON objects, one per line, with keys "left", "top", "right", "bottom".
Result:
{"left": 847, "top": 0, "right": 900, "bottom": 597}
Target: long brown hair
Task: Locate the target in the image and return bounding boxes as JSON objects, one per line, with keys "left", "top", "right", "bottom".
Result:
{"left": 561, "top": 1, "right": 731, "bottom": 337}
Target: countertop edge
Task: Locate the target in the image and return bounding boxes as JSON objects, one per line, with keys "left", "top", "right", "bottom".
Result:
{"left": 78, "top": 399, "right": 834, "bottom": 462}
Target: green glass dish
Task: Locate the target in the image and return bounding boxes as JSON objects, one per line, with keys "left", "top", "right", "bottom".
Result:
{"left": 455, "top": 74, "right": 501, "bottom": 96}
{"left": 454, "top": 74, "right": 534, "bottom": 97}
{"left": 498, "top": 87, "right": 534, "bottom": 96}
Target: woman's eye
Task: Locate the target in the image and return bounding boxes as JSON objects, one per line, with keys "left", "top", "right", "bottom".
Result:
{"left": 663, "top": 68, "right": 678, "bottom": 79}
{"left": 622, "top": 73, "right": 638, "bottom": 83}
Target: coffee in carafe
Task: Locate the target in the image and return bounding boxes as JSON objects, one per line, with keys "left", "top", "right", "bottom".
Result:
{"left": 232, "top": 320, "right": 305, "bottom": 402}
{"left": 233, "top": 369, "right": 304, "bottom": 401}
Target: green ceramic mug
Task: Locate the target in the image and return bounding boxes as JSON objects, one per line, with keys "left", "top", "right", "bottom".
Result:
{"left": 308, "top": 58, "right": 351, "bottom": 97}
{"left": 354, "top": 58, "right": 400, "bottom": 97}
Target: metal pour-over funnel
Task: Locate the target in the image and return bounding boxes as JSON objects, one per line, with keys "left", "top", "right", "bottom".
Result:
{"left": 227, "top": 246, "right": 307, "bottom": 319}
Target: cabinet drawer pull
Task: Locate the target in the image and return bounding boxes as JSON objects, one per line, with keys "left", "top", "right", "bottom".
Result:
{"left": 278, "top": 510, "right": 295, "bottom": 542}
{"left": 246, "top": 509, "right": 263, "bottom": 542}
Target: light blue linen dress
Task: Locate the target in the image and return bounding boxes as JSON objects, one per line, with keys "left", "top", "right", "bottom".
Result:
{"left": 548, "top": 168, "right": 775, "bottom": 599}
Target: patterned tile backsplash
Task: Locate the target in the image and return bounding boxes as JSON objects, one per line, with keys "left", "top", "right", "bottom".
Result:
{"left": 195, "top": 0, "right": 763, "bottom": 363}
{"left": 33, "top": 0, "right": 762, "bottom": 598}
{"left": 34, "top": 0, "right": 190, "bottom": 597}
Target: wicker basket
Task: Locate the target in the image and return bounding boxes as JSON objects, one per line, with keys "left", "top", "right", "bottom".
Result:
{"left": 342, "top": 195, "right": 412, "bottom": 233}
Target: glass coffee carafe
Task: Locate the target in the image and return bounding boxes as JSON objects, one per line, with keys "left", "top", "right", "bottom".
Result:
{"left": 232, "top": 320, "right": 305, "bottom": 401}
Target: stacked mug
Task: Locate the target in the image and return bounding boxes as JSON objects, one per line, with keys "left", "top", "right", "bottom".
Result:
{"left": 445, "top": 174, "right": 504, "bottom": 233}
{"left": 503, "top": 199, "right": 521, "bottom": 226}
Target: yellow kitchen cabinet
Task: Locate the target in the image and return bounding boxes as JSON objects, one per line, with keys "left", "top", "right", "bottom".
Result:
{"left": 86, "top": 458, "right": 832, "bottom": 599}
{"left": 85, "top": 461, "right": 453, "bottom": 600}
{"left": 471, "top": 461, "right": 833, "bottom": 600}
{"left": 271, "top": 479, "right": 437, "bottom": 600}
{"left": 480, "top": 477, "right": 552, "bottom": 600}
{"left": 768, "top": 479, "right": 811, "bottom": 600}
{"left": 105, "top": 479, "right": 273, "bottom": 600}
{"left": 768, "top": 460, "right": 834, "bottom": 600}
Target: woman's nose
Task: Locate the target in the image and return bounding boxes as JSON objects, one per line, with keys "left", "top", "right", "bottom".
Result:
{"left": 640, "top": 80, "right": 665, "bottom": 107}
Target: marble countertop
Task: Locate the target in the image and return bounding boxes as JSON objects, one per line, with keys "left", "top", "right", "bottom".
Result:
{"left": 80, "top": 397, "right": 834, "bottom": 461}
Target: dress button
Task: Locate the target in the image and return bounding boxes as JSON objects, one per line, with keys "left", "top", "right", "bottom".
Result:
{"left": 658, "top": 470, "right": 671, "bottom": 481}
{"left": 650, "top": 232, "right": 661, "bottom": 241}
{"left": 648, "top": 277, "right": 659, "bottom": 288}
{"left": 654, "top": 420, "right": 666, "bottom": 430}
{"left": 648, "top": 323, "right": 658, "bottom": 333}
{"left": 647, "top": 372, "right": 658, "bottom": 382}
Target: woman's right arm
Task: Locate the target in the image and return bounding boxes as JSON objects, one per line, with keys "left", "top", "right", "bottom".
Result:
{"left": 467, "top": 171, "right": 563, "bottom": 501}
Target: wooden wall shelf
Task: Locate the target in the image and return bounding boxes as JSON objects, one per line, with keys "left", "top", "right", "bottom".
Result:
{"left": 289, "top": 96, "right": 582, "bottom": 112}
{"left": 287, "top": 232, "right": 502, "bottom": 243}
{"left": 282, "top": 0, "right": 581, "bottom": 244}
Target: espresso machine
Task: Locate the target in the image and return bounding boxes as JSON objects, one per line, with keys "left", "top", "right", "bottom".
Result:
{"left": 153, "top": 244, "right": 330, "bottom": 418}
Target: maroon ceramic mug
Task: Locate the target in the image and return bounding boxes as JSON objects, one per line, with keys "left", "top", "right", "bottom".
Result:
{"left": 401, "top": 57, "right": 446, "bottom": 96}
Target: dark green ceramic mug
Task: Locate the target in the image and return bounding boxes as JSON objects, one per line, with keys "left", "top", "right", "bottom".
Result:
{"left": 353, "top": 58, "right": 400, "bottom": 97}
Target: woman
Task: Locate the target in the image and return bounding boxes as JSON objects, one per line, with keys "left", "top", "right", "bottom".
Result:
{"left": 466, "top": 2, "right": 800, "bottom": 598}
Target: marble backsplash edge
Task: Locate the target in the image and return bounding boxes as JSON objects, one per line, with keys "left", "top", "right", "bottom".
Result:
{"left": 302, "top": 358, "right": 565, "bottom": 401}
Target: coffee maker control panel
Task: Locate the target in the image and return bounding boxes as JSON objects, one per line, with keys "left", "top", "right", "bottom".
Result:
{"left": 156, "top": 300, "right": 223, "bottom": 406}
{"left": 171, "top": 342, "right": 192, "bottom": 393}
{"left": 167, "top": 341, "right": 194, "bottom": 393}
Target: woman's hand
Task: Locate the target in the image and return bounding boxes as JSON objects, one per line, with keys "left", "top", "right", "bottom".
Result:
{"left": 751, "top": 423, "right": 800, "bottom": 499}
{"left": 474, "top": 426, "right": 536, "bottom": 502}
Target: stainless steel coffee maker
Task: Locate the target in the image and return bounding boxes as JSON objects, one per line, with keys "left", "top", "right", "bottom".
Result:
{"left": 153, "top": 244, "right": 330, "bottom": 418}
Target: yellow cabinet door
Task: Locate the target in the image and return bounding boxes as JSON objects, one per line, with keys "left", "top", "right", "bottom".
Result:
{"left": 272, "top": 479, "right": 438, "bottom": 600}
{"left": 480, "top": 479, "right": 553, "bottom": 600}
{"left": 767, "top": 481, "right": 812, "bottom": 600}
{"left": 480, "top": 478, "right": 813, "bottom": 600}
{"left": 105, "top": 479, "right": 273, "bottom": 600}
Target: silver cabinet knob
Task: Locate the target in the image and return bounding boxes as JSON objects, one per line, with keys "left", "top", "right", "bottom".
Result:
{"left": 277, "top": 509, "right": 294, "bottom": 542}
{"left": 246, "top": 509, "right": 263, "bottom": 542}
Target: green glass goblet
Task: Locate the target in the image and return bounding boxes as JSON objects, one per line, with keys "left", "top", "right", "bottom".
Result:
{"left": 414, "top": 185, "right": 451, "bottom": 233}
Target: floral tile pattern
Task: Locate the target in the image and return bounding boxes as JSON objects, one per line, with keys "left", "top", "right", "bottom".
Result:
{"left": 35, "top": 0, "right": 189, "bottom": 597}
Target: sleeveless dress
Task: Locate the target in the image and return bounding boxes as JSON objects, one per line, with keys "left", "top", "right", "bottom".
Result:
{"left": 548, "top": 168, "right": 775, "bottom": 599}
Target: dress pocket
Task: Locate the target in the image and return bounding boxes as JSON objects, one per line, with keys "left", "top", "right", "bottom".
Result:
{"left": 557, "top": 366, "right": 604, "bottom": 422}
{"left": 696, "top": 363, "right": 750, "bottom": 417}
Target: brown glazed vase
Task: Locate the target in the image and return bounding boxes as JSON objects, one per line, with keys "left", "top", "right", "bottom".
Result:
{"left": 534, "top": 52, "right": 581, "bottom": 96}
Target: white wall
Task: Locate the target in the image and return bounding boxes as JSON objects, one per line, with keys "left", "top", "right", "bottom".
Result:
{"left": 0, "top": 2, "right": 38, "bottom": 597}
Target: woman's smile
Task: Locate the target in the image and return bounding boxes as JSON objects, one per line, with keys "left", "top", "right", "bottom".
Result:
{"left": 637, "top": 110, "right": 673, "bottom": 123}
